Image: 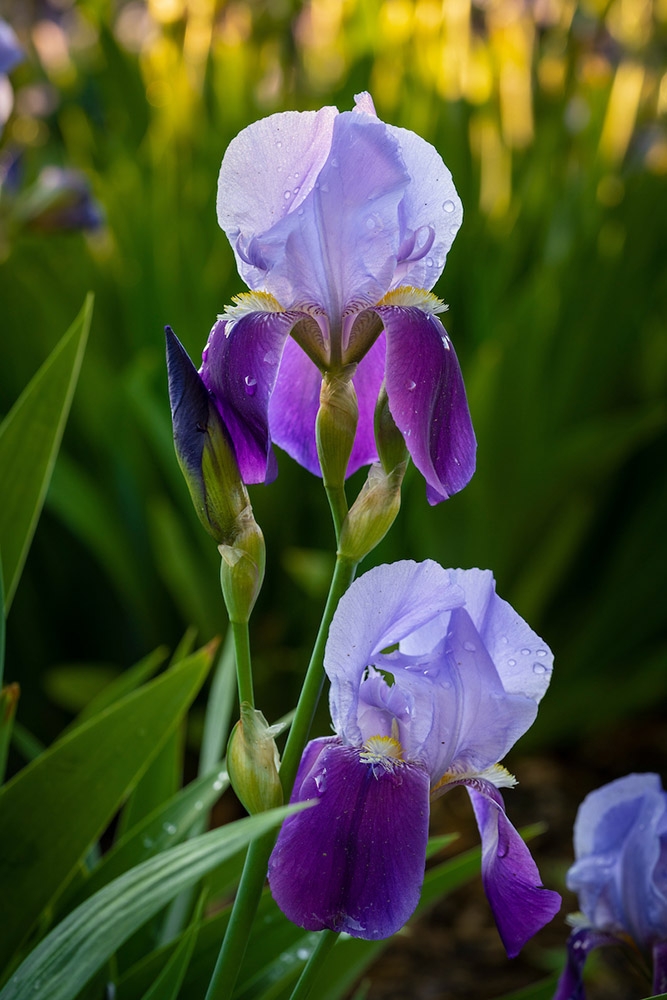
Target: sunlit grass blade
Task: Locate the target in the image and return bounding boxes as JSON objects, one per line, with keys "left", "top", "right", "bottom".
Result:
{"left": 0, "top": 804, "right": 309, "bottom": 1000}
{"left": 0, "top": 295, "right": 92, "bottom": 613}
{"left": 0, "top": 643, "right": 214, "bottom": 972}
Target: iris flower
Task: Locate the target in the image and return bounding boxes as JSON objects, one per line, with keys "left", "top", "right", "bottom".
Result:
{"left": 268, "top": 560, "right": 561, "bottom": 950}
{"left": 555, "top": 773, "right": 667, "bottom": 999}
{"left": 201, "top": 93, "right": 475, "bottom": 504}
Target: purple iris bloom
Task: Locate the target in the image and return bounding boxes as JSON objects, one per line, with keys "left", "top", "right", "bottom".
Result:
{"left": 555, "top": 773, "right": 667, "bottom": 1000}
{"left": 268, "top": 560, "right": 561, "bottom": 948}
{"left": 201, "top": 93, "right": 475, "bottom": 504}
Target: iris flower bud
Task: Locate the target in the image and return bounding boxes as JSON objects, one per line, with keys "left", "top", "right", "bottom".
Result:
{"left": 315, "top": 370, "right": 358, "bottom": 492}
{"left": 338, "top": 460, "right": 406, "bottom": 563}
{"left": 373, "top": 384, "right": 408, "bottom": 476}
{"left": 227, "top": 702, "right": 283, "bottom": 815}
{"left": 166, "top": 327, "right": 265, "bottom": 621}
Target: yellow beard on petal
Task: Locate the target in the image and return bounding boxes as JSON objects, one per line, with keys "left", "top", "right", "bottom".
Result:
{"left": 377, "top": 287, "right": 448, "bottom": 315}
{"left": 219, "top": 291, "right": 285, "bottom": 321}
{"left": 359, "top": 735, "right": 405, "bottom": 773}
{"left": 430, "top": 762, "right": 518, "bottom": 798}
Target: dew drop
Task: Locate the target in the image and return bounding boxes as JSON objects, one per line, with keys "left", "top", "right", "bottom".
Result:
{"left": 426, "top": 257, "right": 434, "bottom": 268}
{"left": 163, "top": 822, "right": 177, "bottom": 835}
{"left": 497, "top": 840, "right": 509, "bottom": 858}
{"left": 213, "top": 779, "right": 224, "bottom": 791}
{"left": 293, "top": 171, "right": 300, "bottom": 179}
{"left": 532, "top": 663, "right": 547, "bottom": 675}
{"left": 142, "top": 836, "right": 154, "bottom": 848}
{"left": 314, "top": 769, "right": 327, "bottom": 793}
{"left": 293, "top": 186, "right": 300, "bottom": 195}
{"left": 194, "top": 800, "right": 204, "bottom": 811}
{"left": 463, "top": 640, "right": 476, "bottom": 652}
{"left": 276, "top": 140, "right": 282, "bottom": 148}
{"left": 297, "top": 207, "right": 304, "bottom": 216}
{"left": 501, "top": 635, "right": 509, "bottom": 643}
{"left": 283, "top": 190, "right": 291, "bottom": 199}
{"left": 520, "top": 648, "right": 531, "bottom": 655}
{"left": 508, "top": 658, "right": 516, "bottom": 667}
{"left": 536, "top": 648, "right": 547, "bottom": 657}
{"left": 406, "top": 379, "right": 416, "bottom": 391}
{"left": 366, "top": 216, "right": 375, "bottom": 230}
{"left": 320, "top": 182, "right": 329, "bottom": 193}
{"left": 297, "top": 948, "right": 311, "bottom": 960}
{"left": 443, "top": 199, "right": 455, "bottom": 213}
{"left": 449, "top": 225, "right": 458, "bottom": 236}
{"left": 244, "top": 375, "right": 257, "bottom": 396}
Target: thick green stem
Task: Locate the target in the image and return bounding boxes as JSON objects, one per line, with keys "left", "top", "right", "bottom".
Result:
{"left": 231, "top": 618, "right": 254, "bottom": 708}
{"left": 324, "top": 485, "right": 348, "bottom": 543}
{"left": 203, "top": 554, "right": 357, "bottom": 1000}
{"left": 289, "top": 930, "right": 339, "bottom": 1000}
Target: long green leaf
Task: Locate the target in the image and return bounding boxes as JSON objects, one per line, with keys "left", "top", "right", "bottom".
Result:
{"left": 0, "top": 643, "right": 213, "bottom": 971}
{"left": 0, "top": 683, "right": 19, "bottom": 784}
{"left": 139, "top": 892, "right": 206, "bottom": 1000}
{"left": 0, "top": 295, "right": 92, "bottom": 612}
{"left": 0, "top": 805, "right": 308, "bottom": 1000}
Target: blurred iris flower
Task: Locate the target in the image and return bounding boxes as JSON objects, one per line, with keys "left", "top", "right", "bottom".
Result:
{"left": 202, "top": 93, "right": 475, "bottom": 504}
{"left": 555, "top": 773, "right": 667, "bottom": 999}
{"left": 268, "top": 560, "right": 561, "bottom": 948}
{"left": 0, "top": 19, "right": 23, "bottom": 137}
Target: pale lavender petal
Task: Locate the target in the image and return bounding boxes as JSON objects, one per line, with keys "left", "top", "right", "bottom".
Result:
{"left": 325, "top": 561, "right": 464, "bottom": 747}
{"left": 268, "top": 737, "right": 430, "bottom": 939}
{"left": 353, "top": 92, "right": 377, "bottom": 116}
{"left": 268, "top": 337, "right": 322, "bottom": 476}
{"left": 200, "top": 311, "right": 301, "bottom": 484}
{"left": 371, "top": 606, "right": 537, "bottom": 779}
{"left": 348, "top": 332, "right": 385, "bottom": 474}
{"left": 240, "top": 111, "right": 410, "bottom": 314}
{"left": 217, "top": 106, "right": 338, "bottom": 292}
{"left": 569, "top": 773, "right": 667, "bottom": 945}
{"left": 653, "top": 940, "right": 667, "bottom": 994}
{"left": 451, "top": 568, "right": 554, "bottom": 703}
{"left": 0, "top": 20, "right": 23, "bottom": 75}
{"left": 385, "top": 123, "right": 463, "bottom": 291}
{"left": 467, "top": 783, "right": 561, "bottom": 957}
{"left": 553, "top": 927, "right": 617, "bottom": 1000}
{"left": 376, "top": 305, "right": 476, "bottom": 504}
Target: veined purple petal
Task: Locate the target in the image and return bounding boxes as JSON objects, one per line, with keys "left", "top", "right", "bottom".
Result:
{"left": 467, "top": 783, "right": 561, "bottom": 957}
{"left": 200, "top": 311, "right": 302, "bottom": 484}
{"left": 324, "top": 560, "right": 464, "bottom": 748}
{"left": 268, "top": 337, "right": 323, "bottom": 476}
{"left": 400, "top": 568, "right": 554, "bottom": 704}
{"left": 217, "top": 106, "right": 338, "bottom": 292}
{"left": 347, "top": 332, "right": 385, "bottom": 475}
{"left": 553, "top": 927, "right": 618, "bottom": 1000}
{"left": 375, "top": 305, "right": 476, "bottom": 504}
{"left": 385, "top": 125, "right": 462, "bottom": 292}
{"left": 238, "top": 111, "right": 410, "bottom": 316}
{"left": 268, "top": 737, "right": 430, "bottom": 939}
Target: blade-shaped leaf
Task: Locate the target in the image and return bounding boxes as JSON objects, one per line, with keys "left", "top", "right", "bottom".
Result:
{"left": 0, "top": 683, "right": 19, "bottom": 785}
{"left": 139, "top": 892, "right": 206, "bottom": 1000}
{"left": 0, "top": 805, "right": 308, "bottom": 1000}
{"left": 0, "top": 295, "right": 93, "bottom": 612}
{"left": 0, "top": 642, "right": 214, "bottom": 970}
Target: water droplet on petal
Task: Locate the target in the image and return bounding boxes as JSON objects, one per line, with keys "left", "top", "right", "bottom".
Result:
{"left": 406, "top": 379, "right": 416, "bottom": 391}
{"left": 320, "top": 182, "right": 329, "bottom": 193}
{"left": 426, "top": 257, "right": 434, "bottom": 267}
{"left": 501, "top": 636, "right": 509, "bottom": 644}
{"left": 330, "top": 157, "right": 338, "bottom": 168}
{"left": 463, "top": 641, "right": 476, "bottom": 652}
{"left": 532, "top": 663, "right": 548, "bottom": 675}
{"left": 443, "top": 199, "right": 455, "bottom": 213}
{"left": 521, "top": 648, "right": 531, "bottom": 655}
{"left": 283, "top": 190, "right": 291, "bottom": 199}
{"left": 244, "top": 375, "right": 257, "bottom": 396}
{"left": 314, "top": 768, "right": 327, "bottom": 793}
{"left": 497, "top": 840, "right": 509, "bottom": 858}
{"left": 537, "top": 649, "right": 547, "bottom": 657}
{"left": 297, "top": 207, "right": 304, "bottom": 216}
{"left": 508, "top": 658, "right": 516, "bottom": 667}
{"left": 293, "top": 186, "right": 300, "bottom": 195}
{"left": 449, "top": 224, "right": 458, "bottom": 236}
{"left": 276, "top": 140, "right": 282, "bottom": 148}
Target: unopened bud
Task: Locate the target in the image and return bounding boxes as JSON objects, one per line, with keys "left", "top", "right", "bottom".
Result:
{"left": 338, "top": 460, "right": 407, "bottom": 562}
{"left": 374, "top": 385, "right": 408, "bottom": 475}
{"left": 316, "top": 371, "right": 358, "bottom": 490}
{"left": 219, "top": 519, "right": 266, "bottom": 624}
{"left": 227, "top": 702, "right": 283, "bottom": 815}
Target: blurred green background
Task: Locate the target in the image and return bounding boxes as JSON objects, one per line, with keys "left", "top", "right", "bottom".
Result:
{"left": 1, "top": 0, "right": 666, "bottom": 759}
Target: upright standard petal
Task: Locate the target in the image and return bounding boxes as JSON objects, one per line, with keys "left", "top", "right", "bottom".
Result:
{"left": 268, "top": 737, "right": 430, "bottom": 939}
{"left": 200, "top": 310, "right": 303, "bottom": 483}
{"left": 375, "top": 305, "right": 476, "bottom": 504}
{"left": 324, "top": 560, "right": 464, "bottom": 747}
{"left": 467, "top": 784, "right": 561, "bottom": 958}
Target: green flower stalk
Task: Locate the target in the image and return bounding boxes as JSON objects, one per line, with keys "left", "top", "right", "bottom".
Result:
{"left": 166, "top": 326, "right": 265, "bottom": 625}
